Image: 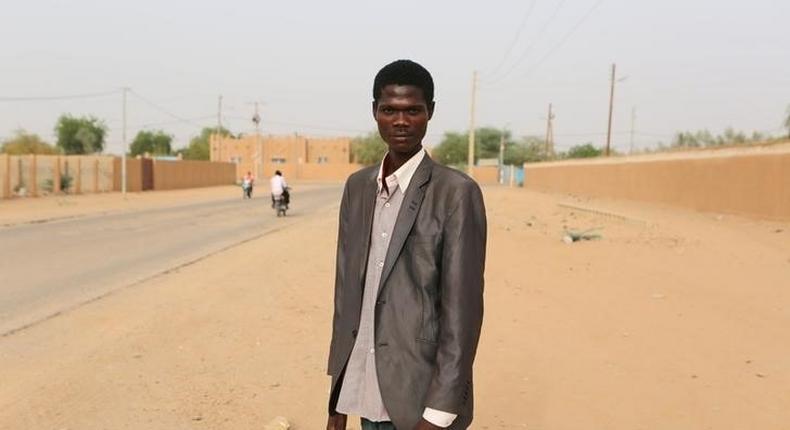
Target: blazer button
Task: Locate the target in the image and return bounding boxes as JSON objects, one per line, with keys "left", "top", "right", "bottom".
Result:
{"left": 351, "top": 329, "right": 358, "bottom": 338}
{"left": 376, "top": 300, "right": 386, "bottom": 305}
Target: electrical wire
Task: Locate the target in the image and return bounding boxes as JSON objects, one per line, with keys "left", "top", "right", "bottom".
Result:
{"left": 513, "top": 0, "right": 605, "bottom": 81}
{"left": 0, "top": 89, "right": 120, "bottom": 102}
{"left": 484, "top": 0, "right": 604, "bottom": 88}
{"left": 224, "top": 115, "right": 369, "bottom": 134}
{"left": 483, "top": 0, "right": 568, "bottom": 84}
{"left": 483, "top": 0, "right": 538, "bottom": 78}
{"left": 128, "top": 90, "right": 207, "bottom": 128}
{"left": 125, "top": 115, "right": 216, "bottom": 131}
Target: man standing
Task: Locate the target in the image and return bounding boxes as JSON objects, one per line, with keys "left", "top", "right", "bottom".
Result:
{"left": 326, "top": 60, "right": 487, "bottom": 430}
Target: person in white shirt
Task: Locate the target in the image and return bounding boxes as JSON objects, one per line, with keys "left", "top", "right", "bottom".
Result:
{"left": 270, "top": 170, "right": 289, "bottom": 208}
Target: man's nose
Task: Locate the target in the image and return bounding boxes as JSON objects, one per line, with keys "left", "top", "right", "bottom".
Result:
{"left": 393, "top": 111, "right": 408, "bottom": 126}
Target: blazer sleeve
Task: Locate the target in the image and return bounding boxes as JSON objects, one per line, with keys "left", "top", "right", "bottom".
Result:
{"left": 424, "top": 180, "right": 487, "bottom": 412}
{"left": 327, "top": 181, "right": 351, "bottom": 375}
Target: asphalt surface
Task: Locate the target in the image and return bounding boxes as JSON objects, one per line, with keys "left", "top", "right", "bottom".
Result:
{"left": 0, "top": 184, "right": 343, "bottom": 336}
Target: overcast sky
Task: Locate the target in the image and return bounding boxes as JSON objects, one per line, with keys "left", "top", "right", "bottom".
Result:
{"left": 2, "top": 0, "right": 789, "bottom": 154}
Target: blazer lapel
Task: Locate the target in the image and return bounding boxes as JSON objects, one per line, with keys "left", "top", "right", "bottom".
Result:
{"left": 377, "top": 156, "right": 433, "bottom": 297}
{"left": 358, "top": 167, "right": 379, "bottom": 287}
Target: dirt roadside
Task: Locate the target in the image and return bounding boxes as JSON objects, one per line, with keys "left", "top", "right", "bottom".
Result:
{"left": 0, "top": 187, "right": 788, "bottom": 429}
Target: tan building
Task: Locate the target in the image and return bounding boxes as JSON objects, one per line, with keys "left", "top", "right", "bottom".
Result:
{"left": 210, "top": 134, "right": 359, "bottom": 182}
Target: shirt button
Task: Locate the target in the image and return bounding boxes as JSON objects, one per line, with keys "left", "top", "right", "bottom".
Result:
{"left": 384, "top": 202, "right": 391, "bottom": 208}
{"left": 369, "top": 348, "right": 375, "bottom": 354}
{"left": 377, "top": 261, "right": 384, "bottom": 268}
{"left": 381, "top": 232, "right": 388, "bottom": 238}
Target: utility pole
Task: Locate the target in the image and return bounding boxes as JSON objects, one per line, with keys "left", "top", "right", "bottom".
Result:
{"left": 545, "top": 103, "right": 554, "bottom": 159}
{"left": 252, "top": 101, "right": 262, "bottom": 179}
{"left": 217, "top": 95, "right": 223, "bottom": 162}
{"left": 605, "top": 63, "right": 616, "bottom": 156}
{"left": 121, "top": 86, "right": 128, "bottom": 195}
{"left": 498, "top": 131, "right": 505, "bottom": 184}
{"left": 629, "top": 106, "right": 636, "bottom": 154}
{"left": 467, "top": 70, "right": 478, "bottom": 176}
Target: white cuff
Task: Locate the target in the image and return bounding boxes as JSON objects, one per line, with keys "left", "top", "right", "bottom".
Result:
{"left": 422, "top": 407, "right": 457, "bottom": 428}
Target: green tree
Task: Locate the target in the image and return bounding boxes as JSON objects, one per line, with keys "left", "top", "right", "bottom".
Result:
{"left": 177, "top": 126, "right": 233, "bottom": 160}
{"left": 564, "top": 143, "right": 603, "bottom": 159}
{"left": 351, "top": 131, "right": 388, "bottom": 165}
{"left": 432, "top": 128, "right": 517, "bottom": 167}
{"left": 475, "top": 127, "right": 512, "bottom": 160}
{"left": 671, "top": 127, "right": 769, "bottom": 149}
{"left": 504, "top": 136, "right": 547, "bottom": 165}
{"left": 130, "top": 130, "right": 173, "bottom": 156}
{"left": 431, "top": 131, "right": 467, "bottom": 166}
{"left": 54, "top": 114, "right": 107, "bottom": 154}
{"left": 1, "top": 129, "right": 59, "bottom": 154}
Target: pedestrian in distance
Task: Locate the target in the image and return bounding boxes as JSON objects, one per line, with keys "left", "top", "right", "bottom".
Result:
{"left": 326, "top": 59, "right": 487, "bottom": 430}
{"left": 242, "top": 171, "right": 255, "bottom": 199}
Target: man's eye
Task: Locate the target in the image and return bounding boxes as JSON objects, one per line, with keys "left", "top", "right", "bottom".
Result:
{"left": 408, "top": 108, "right": 420, "bottom": 115}
{"left": 382, "top": 107, "right": 394, "bottom": 114}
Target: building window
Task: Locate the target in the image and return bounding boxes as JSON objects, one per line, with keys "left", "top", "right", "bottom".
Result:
{"left": 317, "top": 156, "right": 329, "bottom": 164}
{"left": 271, "top": 157, "right": 286, "bottom": 164}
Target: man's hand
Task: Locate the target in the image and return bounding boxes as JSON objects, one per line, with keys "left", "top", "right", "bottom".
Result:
{"left": 326, "top": 413, "right": 347, "bottom": 430}
{"left": 413, "top": 418, "right": 443, "bottom": 430}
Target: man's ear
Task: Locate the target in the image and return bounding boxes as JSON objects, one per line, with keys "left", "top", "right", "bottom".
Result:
{"left": 372, "top": 101, "right": 378, "bottom": 120}
{"left": 427, "top": 101, "right": 436, "bottom": 120}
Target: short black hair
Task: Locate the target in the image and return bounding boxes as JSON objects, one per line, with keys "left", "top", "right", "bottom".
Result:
{"left": 275, "top": 170, "right": 282, "bottom": 176}
{"left": 373, "top": 59, "right": 434, "bottom": 105}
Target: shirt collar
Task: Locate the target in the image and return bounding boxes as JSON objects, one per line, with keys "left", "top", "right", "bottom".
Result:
{"left": 376, "top": 149, "right": 425, "bottom": 194}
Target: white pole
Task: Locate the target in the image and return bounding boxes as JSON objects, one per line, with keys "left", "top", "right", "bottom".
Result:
{"left": 255, "top": 101, "right": 262, "bottom": 179}
{"left": 467, "top": 70, "right": 477, "bottom": 177}
{"left": 122, "top": 87, "right": 128, "bottom": 195}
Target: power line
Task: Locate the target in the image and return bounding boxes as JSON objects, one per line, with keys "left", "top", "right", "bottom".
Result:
{"left": 484, "top": 0, "right": 604, "bottom": 88}
{"left": 517, "top": 0, "right": 605, "bottom": 82}
{"left": 483, "top": 0, "right": 538, "bottom": 78}
{"left": 127, "top": 90, "right": 207, "bottom": 128}
{"left": 0, "top": 89, "right": 120, "bottom": 102}
{"left": 483, "top": 0, "right": 568, "bottom": 84}
{"left": 223, "top": 115, "right": 369, "bottom": 134}
{"left": 125, "top": 115, "right": 216, "bottom": 131}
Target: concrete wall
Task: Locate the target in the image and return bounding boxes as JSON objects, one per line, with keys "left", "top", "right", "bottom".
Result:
{"left": 1, "top": 154, "right": 114, "bottom": 198}
{"left": 305, "top": 137, "right": 352, "bottom": 164}
{"left": 523, "top": 149, "right": 790, "bottom": 220}
{"left": 2, "top": 155, "right": 236, "bottom": 197}
{"left": 113, "top": 158, "right": 235, "bottom": 192}
{"left": 0, "top": 154, "right": 7, "bottom": 198}
{"left": 297, "top": 163, "right": 363, "bottom": 182}
{"left": 152, "top": 160, "right": 236, "bottom": 190}
{"left": 210, "top": 134, "right": 353, "bottom": 180}
{"left": 470, "top": 166, "right": 500, "bottom": 185}
{"left": 113, "top": 158, "right": 144, "bottom": 192}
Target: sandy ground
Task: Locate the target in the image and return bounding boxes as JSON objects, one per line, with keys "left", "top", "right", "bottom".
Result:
{"left": 0, "top": 186, "right": 788, "bottom": 429}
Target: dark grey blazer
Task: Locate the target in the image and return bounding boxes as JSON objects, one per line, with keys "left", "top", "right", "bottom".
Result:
{"left": 327, "top": 155, "right": 487, "bottom": 429}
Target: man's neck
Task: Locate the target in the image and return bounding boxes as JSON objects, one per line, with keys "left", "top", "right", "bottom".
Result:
{"left": 383, "top": 145, "right": 422, "bottom": 178}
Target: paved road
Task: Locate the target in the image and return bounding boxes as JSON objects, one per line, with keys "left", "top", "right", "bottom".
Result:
{"left": 0, "top": 184, "right": 343, "bottom": 336}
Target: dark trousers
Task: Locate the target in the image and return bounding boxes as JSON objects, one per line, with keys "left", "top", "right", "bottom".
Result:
{"left": 361, "top": 418, "right": 396, "bottom": 430}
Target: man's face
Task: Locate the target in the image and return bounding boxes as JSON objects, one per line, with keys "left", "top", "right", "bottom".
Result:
{"left": 373, "top": 84, "right": 434, "bottom": 156}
